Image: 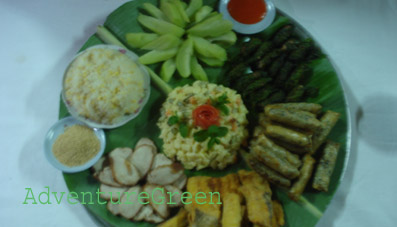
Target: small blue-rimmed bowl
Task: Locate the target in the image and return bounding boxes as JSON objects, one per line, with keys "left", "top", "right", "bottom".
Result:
{"left": 44, "top": 116, "right": 106, "bottom": 173}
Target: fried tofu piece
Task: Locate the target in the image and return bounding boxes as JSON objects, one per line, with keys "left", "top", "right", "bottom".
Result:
{"left": 185, "top": 176, "right": 221, "bottom": 227}
{"left": 157, "top": 208, "right": 188, "bottom": 227}
{"left": 222, "top": 193, "right": 243, "bottom": 227}
{"left": 272, "top": 200, "right": 285, "bottom": 226}
{"left": 238, "top": 170, "right": 273, "bottom": 227}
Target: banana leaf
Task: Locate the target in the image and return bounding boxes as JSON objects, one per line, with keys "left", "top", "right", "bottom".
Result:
{"left": 60, "top": 0, "right": 351, "bottom": 226}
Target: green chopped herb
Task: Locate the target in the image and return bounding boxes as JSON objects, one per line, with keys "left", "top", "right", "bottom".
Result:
{"left": 193, "top": 125, "right": 229, "bottom": 149}
{"left": 179, "top": 123, "right": 189, "bottom": 138}
{"left": 167, "top": 115, "right": 179, "bottom": 126}
{"left": 211, "top": 93, "right": 230, "bottom": 115}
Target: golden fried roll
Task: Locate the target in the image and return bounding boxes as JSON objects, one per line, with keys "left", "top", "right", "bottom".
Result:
{"left": 265, "top": 124, "right": 312, "bottom": 147}
{"left": 158, "top": 208, "right": 188, "bottom": 227}
{"left": 271, "top": 138, "right": 312, "bottom": 154}
{"left": 265, "top": 106, "right": 321, "bottom": 131}
{"left": 266, "top": 103, "right": 322, "bottom": 114}
{"left": 272, "top": 200, "right": 285, "bottom": 227}
{"left": 238, "top": 170, "right": 273, "bottom": 227}
{"left": 222, "top": 193, "right": 243, "bottom": 227}
{"left": 252, "top": 145, "right": 300, "bottom": 179}
{"left": 288, "top": 155, "right": 316, "bottom": 201}
{"left": 240, "top": 150, "right": 291, "bottom": 188}
{"left": 247, "top": 156, "right": 291, "bottom": 188}
{"left": 256, "top": 134, "right": 302, "bottom": 168}
{"left": 312, "top": 110, "right": 340, "bottom": 152}
{"left": 313, "top": 141, "right": 340, "bottom": 192}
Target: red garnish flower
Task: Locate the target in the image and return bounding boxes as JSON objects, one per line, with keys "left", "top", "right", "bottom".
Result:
{"left": 193, "top": 104, "right": 220, "bottom": 129}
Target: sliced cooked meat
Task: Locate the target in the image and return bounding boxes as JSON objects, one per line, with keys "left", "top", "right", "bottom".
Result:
{"left": 98, "top": 166, "right": 122, "bottom": 187}
{"left": 147, "top": 164, "right": 184, "bottom": 186}
{"left": 145, "top": 213, "right": 165, "bottom": 224}
{"left": 92, "top": 156, "right": 107, "bottom": 178}
{"left": 164, "top": 185, "right": 182, "bottom": 208}
{"left": 151, "top": 153, "right": 173, "bottom": 170}
{"left": 109, "top": 148, "right": 141, "bottom": 186}
{"left": 172, "top": 174, "right": 187, "bottom": 190}
{"left": 107, "top": 201, "right": 121, "bottom": 216}
{"left": 130, "top": 145, "right": 155, "bottom": 177}
{"left": 134, "top": 205, "right": 154, "bottom": 221}
{"left": 119, "top": 186, "right": 143, "bottom": 220}
{"left": 135, "top": 137, "right": 157, "bottom": 154}
{"left": 143, "top": 184, "right": 170, "bottom": 219}
{"left": 99, "top": 184, "right": 128, "bottom": 202}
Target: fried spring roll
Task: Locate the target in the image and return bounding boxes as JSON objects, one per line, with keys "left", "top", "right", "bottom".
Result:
{"left": 265, "top": 106, "right": 321, "bottom": 131}
{"left": 272, "top": 200, "right": 285, "bottom": 227}
{"left": 221, "top": 193, "right": 243, "bottom": 227}
{"left": 256, "top": 134, "right": 302, "bottom": 168}
{"left": 312, "top": 141, "right": 340, "bottom": 192}
{"left": 247, "top": 156, "right": 291, "bottom": 188}
{"left": 252, "top": 145, "right": 300, "bottom": 179}
{"left": 266, "top": 103, "right": 322, "bottom": 114}
{"left": 288, "top": 155, "right": 316, "bottom": 201}
{"left": 265, "top": 124, "right": 312, "bottom": 147}
{"left": 271, "top": 138, "right": 312, "bottom": 154}
{"left": 312, "top": 110, "right": 340, "bottom": 152}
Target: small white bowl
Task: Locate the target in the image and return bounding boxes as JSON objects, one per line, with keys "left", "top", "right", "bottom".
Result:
{"left": 62, "top": 44, "right": 151, "bottom": 129}
{"left": 219, "top": 0, "right": 276, "bottom": 35}
{"left": 44, "top": 116, "right": 106, "bottom": 173}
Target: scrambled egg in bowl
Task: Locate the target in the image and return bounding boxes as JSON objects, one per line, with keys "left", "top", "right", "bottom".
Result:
{"left": 158, "top": 81, "right": 248, "bottom": 170}
{"left": 63, "top": 45, "right": 150, "bottom": 128}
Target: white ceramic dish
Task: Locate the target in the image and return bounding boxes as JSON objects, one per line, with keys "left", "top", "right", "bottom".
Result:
{"left": 62, "top": 44, "right": 151, "bottom": 129}
{"left": 219, "top": 0, "right": 276, "bottom": 35}
{"left": 44, "top": 116, "right": 106, "bottom": 173}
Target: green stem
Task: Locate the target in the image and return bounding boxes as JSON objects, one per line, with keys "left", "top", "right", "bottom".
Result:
{"left": 95, "top": 26, "right": 172, "bottom": 95}
{"left": 96, "top": 25, "right": 127, "bottom": 49}
{"left": 299, "top": 196, "right": 323, "bottom": 219}
{"left": 144, "top": 66, "right": 172, "bottom": 95}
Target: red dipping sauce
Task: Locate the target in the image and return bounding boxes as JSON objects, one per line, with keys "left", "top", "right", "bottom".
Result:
{"left": 227, "top": 0, "right": 267, "bottom": 24}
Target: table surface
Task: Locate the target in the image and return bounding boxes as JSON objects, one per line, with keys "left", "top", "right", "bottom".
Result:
{"left": 1, "top": 0, "right": 397, "bottom": 226}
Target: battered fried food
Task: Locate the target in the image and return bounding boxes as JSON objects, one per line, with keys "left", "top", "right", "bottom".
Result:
{"left": 238, "top": 170, "right": 273, "bottom": 227}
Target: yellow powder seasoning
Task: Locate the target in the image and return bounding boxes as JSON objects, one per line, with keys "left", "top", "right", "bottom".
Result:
{"left": 52, "top": 124, "right": 100, "bottom": 167}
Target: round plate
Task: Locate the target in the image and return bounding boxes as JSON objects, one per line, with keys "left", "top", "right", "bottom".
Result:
{"left": 62, "top": 44, "right": 151, "bottom": 129}
{"left": 60, "top": 0, "right": 351, "bottom": 226}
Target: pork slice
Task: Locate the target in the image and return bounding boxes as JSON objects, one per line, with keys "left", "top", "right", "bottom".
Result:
{"left": 145, "top": 213, "right": 165, "bottom": 224}
{"left": 147, "top": 164, "right": 184, "bottom": 186}
{"left": 135, "top": 138, "right": 157, "bottom": 154}
{"left": 107, "top": 201, "right": 121, "bottom": 216}
{"left": 134, "top": 205, "right": 154, "bottom": 221}
{"left": 109, "top": 148, "right": 141, "bottom": 186}
{"left": 129, "top": 145, "right": 155, "bottom": 177}
{"left": 98, "top": 167, "right": 122, "bottom": 187}
{"left": 150, "top": 153, "right": 173, "bottom": 170}
{"left": 143, "top": 184, "right": 169, "bottom": 219}
{"left": 99, "top": 184, "right": 128, "bottom": 202}
{"left": 92, "top": 156, "right": 107, "bottom": 178}
{"left": 172, "top": 174, "right": 187, "bottom": 190}
{"left": 119, "top": 186, "right": 143, "bottom": 220}
{"left": 164, "top": 185, "right": 183, "bottom": 208}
